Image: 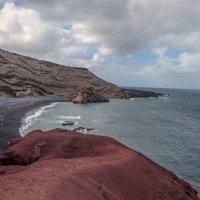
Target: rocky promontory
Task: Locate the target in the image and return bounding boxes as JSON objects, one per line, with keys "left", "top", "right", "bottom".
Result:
{"left": 0, "top": 49, "right": 163, "bottom": 99}
{"left": 0, "top": 129, "right": 198, "bottom": 200}
{"left": 73, "top": 87, "right": 109, "bottom": 103}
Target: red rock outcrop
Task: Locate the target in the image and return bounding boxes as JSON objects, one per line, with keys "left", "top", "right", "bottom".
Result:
{"left": 73, "top": 87, "right": 109, "bottom": 103}
{"left": 0, "top": 129, "right": 199, "bottom": 200}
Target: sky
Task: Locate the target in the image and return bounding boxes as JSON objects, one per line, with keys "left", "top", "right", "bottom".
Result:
{"left": 0, "top": 0, "right": 200, "bottom": 89}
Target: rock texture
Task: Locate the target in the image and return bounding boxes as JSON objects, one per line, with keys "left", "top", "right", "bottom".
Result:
{"left": 0, "top": 48, "right": 163, "bottom": 99}
{"left": 0, "top": 49, "right": 123, "bottom": 98}
{"left": 0, "top": 129, "right": 198, "bottom": 200}
{"left": 73, "top": 87, "right": 109, "bottom": 103}
{"left": 124, "top": 88, "right": 164, "bottom": 98}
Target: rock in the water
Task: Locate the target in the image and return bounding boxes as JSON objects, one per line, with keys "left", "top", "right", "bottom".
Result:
{"left": 73, "top": 127, "right": 95, "bottom": 133}
{"left": 86, "top": 128, "right": 95, "bottom": 132}
{"left": 62, "top": 121, "right": 75, "bottom": 126}
{"left": 0, "top": 129, "right": 199, "bottom": 200}
{"left": 73, "top": 87, "right": 109, "bottom": 103}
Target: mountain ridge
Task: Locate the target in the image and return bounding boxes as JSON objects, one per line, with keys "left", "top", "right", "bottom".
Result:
{"left": 0, "top": 48, "right": 124, "bottom": 98}
{"left": 0, "top": 48, "right": 162, "bottom": 98}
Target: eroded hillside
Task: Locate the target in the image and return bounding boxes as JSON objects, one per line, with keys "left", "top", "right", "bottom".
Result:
{"left": 0, "top": 49, "right": 123, "bottom": 98}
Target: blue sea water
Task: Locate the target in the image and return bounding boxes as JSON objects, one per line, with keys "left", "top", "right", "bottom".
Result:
{"left": 19, "top": 88, "right": 200, "bottom": 193}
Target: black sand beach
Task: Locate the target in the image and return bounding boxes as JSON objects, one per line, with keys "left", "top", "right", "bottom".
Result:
{"left": 0, "top": 96, "right": 70, "bottom": 153}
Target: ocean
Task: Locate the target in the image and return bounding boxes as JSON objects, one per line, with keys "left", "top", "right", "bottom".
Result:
{"left": 19, "top": 88, "right": 200, "bottom": 193}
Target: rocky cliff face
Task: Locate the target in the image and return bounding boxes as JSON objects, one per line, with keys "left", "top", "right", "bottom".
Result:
{"left": 73, "top": 87, "right": 109, "bottom": 103}
{"left": 0, "top": 49, "right": 123, "bottom": 98}
{"left": 0, "top": 129, "right": 199, "bottom": 200}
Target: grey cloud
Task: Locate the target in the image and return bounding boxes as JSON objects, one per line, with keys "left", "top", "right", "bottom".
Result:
{"left": 1, "top": 0, "right": 200, "bottom": 89}
{"left": 0, "top": 3, "right": 83, "bottom": 62}
{"left": 25, "top": 0, "right": 200, "bottom": 55}
{"left": 27, "top": 0, "right": 129, "bottom": 22}
{"left": 91, "top": 53, "right": 200, "bottom": 89}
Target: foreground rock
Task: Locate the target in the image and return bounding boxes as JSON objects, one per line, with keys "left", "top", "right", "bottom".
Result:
{"left": 73, "top": 87, "right": 109, "bottom": 103}
{"left": 0, "top": 129, "right": 198, "bottom": 200}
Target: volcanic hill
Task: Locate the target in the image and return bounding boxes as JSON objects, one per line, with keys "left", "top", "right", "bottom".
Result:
{"left": 0, "top": 129, "right": 199, "bottom": 200}
{"left": 0, "top": 49, "right": 162, "bottom": 98}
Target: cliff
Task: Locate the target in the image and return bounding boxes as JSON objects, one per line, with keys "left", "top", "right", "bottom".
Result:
{"left": 0, "top": 49, "right": 162, "bottom": 99}
{"left": 0, "top": 49, "right": 123, "bottom": 98}
{"left": 0, "top": 129, "right": 198, "bottom": 200}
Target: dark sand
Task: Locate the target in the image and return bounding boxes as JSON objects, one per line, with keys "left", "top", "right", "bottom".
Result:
{"left": 0, "top": 96, "right": 70, "bottom": 153}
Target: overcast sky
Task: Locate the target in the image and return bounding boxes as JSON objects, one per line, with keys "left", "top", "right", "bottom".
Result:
{"left": 0, "top": 0, "right": 200, "bottom": 89}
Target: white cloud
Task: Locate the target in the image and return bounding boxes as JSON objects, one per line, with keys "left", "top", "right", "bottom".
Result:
{"left": 1, "top": 0, "right": 200, "bottom": 89}
{"left": 177, "top": 53, "right": 200, "bottom": 73}
{"left": 92, "top": 53, "right": 104, "bottom": 63}
{"left": 0, "top": 3, "right": 87, "bottom": 64}
{"left": 0, "top": 0, "right": 14, "bottom": 3}
{"left": 89, "top": 50, "right": 200, "bottom": 89}
{"left": 3, "top": 0, "right": 200, "bottom": 58}
{"left": 152, "top": 47, "right": 168, "bottom": 59}
{"left": 25, "top": 0, "right": 200, "bottom": 55}
{"left": 0, "top": 3, "right": 50, "bottom": 52}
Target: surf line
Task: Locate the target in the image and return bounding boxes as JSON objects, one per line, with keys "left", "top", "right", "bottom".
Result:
{"left": 19, "top": 103, "right": 58, "bottom": 137}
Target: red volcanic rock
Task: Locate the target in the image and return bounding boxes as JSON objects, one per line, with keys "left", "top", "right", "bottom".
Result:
{"left": 0, "top": 129, "right": 199, "bottom": 200}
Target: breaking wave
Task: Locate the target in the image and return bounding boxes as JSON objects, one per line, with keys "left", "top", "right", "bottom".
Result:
{"left": 19, "top": 103, "right": 58, "bottom": 137}
{"left": 59, "top": 116, "right": 82, "bottom": 119}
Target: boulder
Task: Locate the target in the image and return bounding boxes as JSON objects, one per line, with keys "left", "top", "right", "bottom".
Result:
{"left": 73, "top": 87, "right": 109, "bottom": 104}
{"left": 62, "top": 121, "right": 75, "bottom": 126}
{"left": 73, "top": 127, "right": 95, "bottom": 132}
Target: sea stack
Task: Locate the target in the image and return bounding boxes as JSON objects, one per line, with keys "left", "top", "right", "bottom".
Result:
{"left": 0, "top": 129, "right": 199, "bottom": 200}
{"left": 73, "top": 87, "right": 109, "bottom": 103}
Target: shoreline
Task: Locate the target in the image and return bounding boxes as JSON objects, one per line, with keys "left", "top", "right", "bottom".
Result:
{"left": 0, "top": 93, "right": 199, "bottom": 197}
{"left": 0, "top": 96, "right": 71, "bottom": 153}
{"left": 0, "top": 93, "right": 162, "bottom": 153}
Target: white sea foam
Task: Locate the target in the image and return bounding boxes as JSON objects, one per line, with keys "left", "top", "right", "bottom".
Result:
{"left": 159, "top": 94, "right": 170, "bottom": 101}
{"left": 162, "top": 96, "right": 170, "bottom": 101}
{"left": 77, "top": 128, "right": 97, "bottom": 134}
{"left": 59, "top": 116, "right": 81, "bottom": 119}
{"left": 19, "top": 103, "right": 58, "bottom": 137}
{"left": 53, "top": 120, "right": 79, "bottom": 125}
